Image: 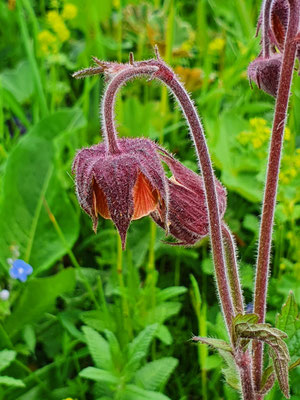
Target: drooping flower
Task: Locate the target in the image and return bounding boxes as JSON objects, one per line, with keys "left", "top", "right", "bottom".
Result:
{"left": 73, "top": 138, "right": 168, "bottom": 249}
{"left": 9, "top": 259, "right": 33, "bottom": 282}
{"left": 151, "top": 150, "right": 227, "bottom": 245}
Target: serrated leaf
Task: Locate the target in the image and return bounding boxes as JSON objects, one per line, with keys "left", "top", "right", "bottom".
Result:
{"left": 0, "top": 376, "right": 25, "bottom": 387}
{"left": 276, "top": 292, "right": 298, "bottom": 338}
{"left": 232, "top": 313, "right": 259, "bottom": 347}
{"left": 4, "top": 268, "right": 75, "bottom": 338}
{"left": 80, "top": 310, "right": 116, "bottom": 333}
{"left": 218, "top": 349, "right": 240, "bottom": 391}
{"left": 145, "top": 302, "right": 181, "bottom": 324}
{"left": 192, "top": 336, "right": 232, "bottom": 352}
{"left": 122, "top": 384, "right": 171, "bottom": 400}
{"left": 0, "top": 350, "right": 16, "bottom": 372}
{"left": 155, "top": 325, "right": 173, "bottom": 345}
{"left": 128, "top": 324, "right": 158, "bottom": 359}
{"left": 235, "top": 322, "right": 290, "bottom": 398}
{"left": 123, "top": 351, "right": 146, "bottom": 380}
{"left": 156, "top": 286, "right": 187, "bottom": 302}
{"left": 233, "top": 313, "right": 259, "bottom": 326}
{"left": 79, "top": 367, "right": 118, "bottom": 385}
{"left": 104, "top": 330, "right": 123, "bottom": 367}
{"left": 82, "top": 326, "right": 113, "bottom": 371}
{"left": 134, "top": 357, "right": 178, "bottom": 391}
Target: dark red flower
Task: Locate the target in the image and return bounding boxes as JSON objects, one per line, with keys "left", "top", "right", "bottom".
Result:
{"left": 151, "top": 150, "right": 227, "bottom": 245}
{"left": 73, "top": 138, "right": 168, "bottom": 249}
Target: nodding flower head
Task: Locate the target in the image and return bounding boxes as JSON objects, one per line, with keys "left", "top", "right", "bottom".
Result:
{"left": 248, "top": 54, "right": 282, "bottom": 97}
{"left": 73, "top": 138, "right": 168, "bottom": 249}
{"left": 151, "top": 150, "right": 227, "bottom": 246}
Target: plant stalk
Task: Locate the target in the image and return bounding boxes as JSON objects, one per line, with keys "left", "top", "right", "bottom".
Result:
{"left": 253, "top": 0, "right": 300, "bottom": 391}
{"left": 222, "top": 223, "right": 244, "bottom": 314}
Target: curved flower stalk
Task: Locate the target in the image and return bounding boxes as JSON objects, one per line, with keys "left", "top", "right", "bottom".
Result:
{"left": 72, "top": 51, "right": 250, "bottom": 396}
{"left": 73, "top": 50, "right": 237, "bottom": 334}
{"left": 249, "top": 0, "right": 300, "bottom": 395}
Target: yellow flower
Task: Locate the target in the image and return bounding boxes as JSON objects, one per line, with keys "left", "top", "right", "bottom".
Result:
{"left": 252, "top": 137, "right": 263, "bottom": 149}
{"left": 62, "top": 3, "right": 78, "bottom": 20}
{"left": 208, "top": 37, "right": 225, "bottom": 54}
{"left": 38, "top": 30, "right": 58, "bottom": 55}
{"left": 47, "top": 10, "right": 70, "bottom": 42}
{"left": 284, "top": 127, "right": 291, "bottom": 141}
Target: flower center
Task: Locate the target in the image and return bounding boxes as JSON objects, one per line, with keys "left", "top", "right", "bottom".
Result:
{"left": 18, "top": 267, "right": 24, "bottom": 274}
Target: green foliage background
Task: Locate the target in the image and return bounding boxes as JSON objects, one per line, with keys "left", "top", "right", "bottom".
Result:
{"left": 0, "top": 0, "right": 300, "bottom": 399}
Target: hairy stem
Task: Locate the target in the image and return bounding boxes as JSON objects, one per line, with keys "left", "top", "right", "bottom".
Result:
{"left": 262, "top": 0, "right": 273, "bottom": 58}
{"left": 101, "top": 57, "right": 235, "bottom": 332}
{"left": 222, "top": 223, "right": 244, "bottom": 314}
{"left": 101, "top": 65, "right": 158, "bottom": 153}
{"left": 237, "top": 350, "right": 256, "bottom": 400}
{"left": 253, "top": 0, "right": 300, "bottom": 390}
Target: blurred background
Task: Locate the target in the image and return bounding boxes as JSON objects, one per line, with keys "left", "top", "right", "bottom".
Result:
{"left": 0, "top": 0, "right": 300, "bottom": 399}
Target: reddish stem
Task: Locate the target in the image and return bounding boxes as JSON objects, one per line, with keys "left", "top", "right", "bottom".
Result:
{"left": 101, "top": 66, "right": 158, "bottom": 153}
{"left": 253, "top": 0, "right": 300, "bottom": 391}
{"left": 222, "top": 223, "right": 244, "bottom": 314}
{"left": 262, "top": 0, "right": 273, "bottom": 58}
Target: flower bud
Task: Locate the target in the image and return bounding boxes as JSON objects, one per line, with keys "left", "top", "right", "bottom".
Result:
{"left": 248, "top": 54, "right": 282, "bottom": 97}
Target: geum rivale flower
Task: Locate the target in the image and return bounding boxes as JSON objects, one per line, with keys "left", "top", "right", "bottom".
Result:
{"left": 73, "top": 136, "right": 227, "bottom": 248}
{"left": 151, "top": 149, "right": 227, "bottom": 245}
{"left": 73, "top": 138, "right": 168, "bottom": 249}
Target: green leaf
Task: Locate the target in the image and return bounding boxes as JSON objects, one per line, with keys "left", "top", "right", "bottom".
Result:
{"left": 128, "top": 324, "right": 158, "bottom": 359}
{"left": 235, "top": 322, "right": 290, "bottom": 398}
{"left": 218, "top": 349, "right": 240, "bottom": 391}
{"left": 80, "top": 310, "right": 116, "bottom": 333}
{"left": 192, "top": 336, "right": 232, "bottom": 352}
{"left": 4, "top": 268, "right": 75, "bottom": 338}
{"left": 233, "top": 313, "right": 259, "bottom": 326}
{"left": 79, "top": 367, "right": 118, "bottom": 385}
{"left": 82, "top": 326, "right": 113, "bottom": 371}
{"left": 123, "top": 351, "right": 146, "bottom": 379}
{"left": 145, "top": 302, "right": 181, "bottom": 325}
{"left": 0, "top": 349, "right": 16, "bottom": 372}
{"left": 155, "top": 325, "right": 173, "bottom": 345}
{"left": 0, "top": 110, "right": 85, "bottom": 273}
{"left": 0, "top": 61, "right": 34, "bottom": 103}
{"left": 232, "top": 313, "right": 259, "bottom": 344}
{"left": 122, "top": 384, "right": 171, "bottom": 400}
{"left": 0, "top": 376, "right": 25, "bottom": 387}
{"left": 276, "top": 292, "right": 298, "bottom": 338}
{"left": 134, "top": 357, "right": 178, "bottom": 391}
{"left": 156, "top": 286, "right": 187, "bottom": 302}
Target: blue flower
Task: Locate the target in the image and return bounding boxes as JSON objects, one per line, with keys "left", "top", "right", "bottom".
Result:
{"left": 9, "top": 259, "right": 33, "bottom": 282}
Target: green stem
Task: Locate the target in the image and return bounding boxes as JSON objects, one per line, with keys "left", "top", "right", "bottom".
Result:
{"left": 117, "top": 235, "right": 133, "bottom": 339}
{"left": 17, "top": 0, "right": 48, "bottom": 118}
{"left": 42, "top": 198, "right": 100, "bottom": 310}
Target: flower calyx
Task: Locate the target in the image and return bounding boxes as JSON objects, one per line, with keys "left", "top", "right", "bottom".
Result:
{"left": 73, "top": 138, "right": 168, "bottom": 249}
